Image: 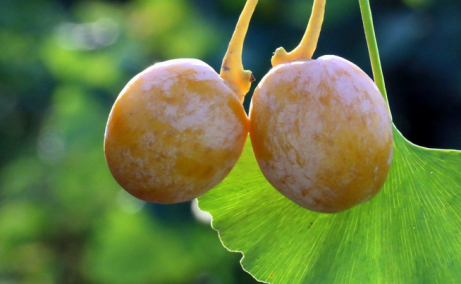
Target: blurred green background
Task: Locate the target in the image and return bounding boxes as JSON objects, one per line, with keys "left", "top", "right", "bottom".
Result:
{"left": 0, "top": 0, "right": 460, "bottom": 283}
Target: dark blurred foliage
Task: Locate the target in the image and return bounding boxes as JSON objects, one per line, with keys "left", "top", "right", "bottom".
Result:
{"left": 0, "top": 0, "right": 460, "bottom": 283}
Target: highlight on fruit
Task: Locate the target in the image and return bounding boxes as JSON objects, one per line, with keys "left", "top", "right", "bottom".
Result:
{"left": 249, "top": 0, "right": 394, "bottom": 213}
{"left": 104, "top": 0, "right": 258, "bottom": 204}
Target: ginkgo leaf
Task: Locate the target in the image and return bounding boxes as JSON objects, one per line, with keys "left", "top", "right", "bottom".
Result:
{"left": 198, "top": 125, "right": 461, "bottom": 283}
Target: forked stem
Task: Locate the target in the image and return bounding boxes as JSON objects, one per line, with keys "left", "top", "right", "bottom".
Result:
{"left": 220, "top": 0, "right": 258, "bottom": 102}
{"left": 272, "top": 0, "right": 326, "bottom": 67}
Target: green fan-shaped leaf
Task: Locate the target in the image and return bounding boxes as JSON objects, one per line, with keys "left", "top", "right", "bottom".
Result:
{"left": 198, "top": 125, "right": 461, "bottom": 283}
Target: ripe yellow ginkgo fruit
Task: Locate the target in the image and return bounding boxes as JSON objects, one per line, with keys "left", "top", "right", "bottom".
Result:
{"left": 249, "top": 0, "right": 393, "bottom": 213}
{"left": 105, "top": 0, "right": 258, "bottom": 204}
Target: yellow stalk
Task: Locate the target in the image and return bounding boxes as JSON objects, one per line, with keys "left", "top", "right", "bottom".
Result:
{"left": 272, "top": 0, "right": 326, "bottom": 67}
{"left": 220, "top": 0, "right": 258, "bottom": 102}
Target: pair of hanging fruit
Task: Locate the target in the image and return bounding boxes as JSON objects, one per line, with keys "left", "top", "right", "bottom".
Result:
{"left": 104, "top": 0, "right": 393, "bottom": 213}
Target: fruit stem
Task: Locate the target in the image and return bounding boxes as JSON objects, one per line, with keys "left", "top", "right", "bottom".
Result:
{"left": 358, "top": 0, "right": 390, "bottom": 111}
{"left": 220, "top": 0, "right": 258, "bottom": 103}
{"left": 271, "top": 0, "right": 326, "bottom": 67}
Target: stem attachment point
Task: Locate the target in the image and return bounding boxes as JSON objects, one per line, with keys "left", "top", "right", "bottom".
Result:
{"left": 272, "top": 0, "right": 326, "bottom": 67}
{"left": 220, "top": 0, "right": 258, "bottom": 102}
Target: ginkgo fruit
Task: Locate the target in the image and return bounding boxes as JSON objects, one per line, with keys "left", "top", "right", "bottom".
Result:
{"left": 104, "top": 0, "right": 258, "bottom": 204}
{"left": 249, "top": 0, "right": 393, "bottom": 213}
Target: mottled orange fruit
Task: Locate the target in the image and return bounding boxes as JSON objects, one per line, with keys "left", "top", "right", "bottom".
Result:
{"left": 105, "top": 59, "right": 249, "bottom": 204}
{"left": 250, "top": 55, "right": 393, "bottom": 213}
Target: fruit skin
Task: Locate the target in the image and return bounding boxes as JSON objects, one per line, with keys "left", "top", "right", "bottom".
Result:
{"left": 105, "top": 59, "right": 249, "bottom": 204}
{"left": 249, "top": 55, "right": 393, "bottom": 213}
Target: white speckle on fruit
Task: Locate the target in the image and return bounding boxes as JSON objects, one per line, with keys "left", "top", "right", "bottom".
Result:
{"left": 164, "top": 104, "right": 180, "bottom": 118}
{"left": 387, "top": 152, "right": 393, "bottom": 165}
{"left": 360, "top": 99, "right": 372, "bottom": 112}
